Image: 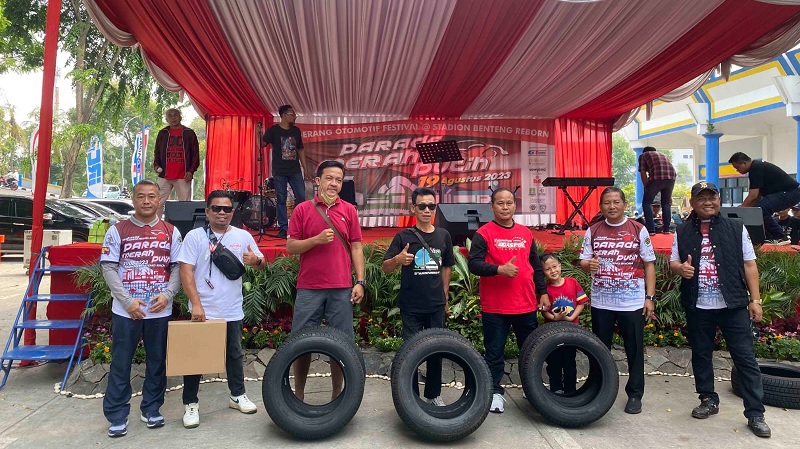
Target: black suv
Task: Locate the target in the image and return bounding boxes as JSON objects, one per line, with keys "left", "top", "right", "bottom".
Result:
{"left": 0, "top": 193, "right": 94, "bottom": 254}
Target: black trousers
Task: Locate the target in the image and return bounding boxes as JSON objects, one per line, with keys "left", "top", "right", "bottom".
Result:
{"left": 482, "top": 311, "right": 538, "bottom": 395}
{"left": 183, "top": 320, "right": 246, "bottom": 404}
{"left": 591, "top": 307, "right": 645, "bottom": 400}
{"left": 401, "top": 309, "right": 445, "bottom": 399}
{"left": 546, "top": 346, "right": 578, "bottom": 393}
{"left": 685, "top": 306, "right": 765, "bottom": 418}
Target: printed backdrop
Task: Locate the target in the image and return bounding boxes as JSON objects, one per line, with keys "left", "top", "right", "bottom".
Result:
{"left": 259, "top": 119, "right": 556, "bottom": 226}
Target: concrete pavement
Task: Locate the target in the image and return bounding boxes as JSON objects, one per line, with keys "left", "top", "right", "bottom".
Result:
{"left": 0, "top": 255, "right": 798, "bottom": 448}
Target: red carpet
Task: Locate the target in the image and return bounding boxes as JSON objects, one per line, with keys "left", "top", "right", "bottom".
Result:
{"left": 253, "top": 227, "right": 797, "bottom": 261}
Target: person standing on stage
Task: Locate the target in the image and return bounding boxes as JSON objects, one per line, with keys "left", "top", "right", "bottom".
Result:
{"left": 153, "top": 108, "right": 200, "bottom": 217}
{"left": 670, "top": 181, "right": 771, "bottom": 438}
{"left": 382, "top": 187, "right": 454, "bottom": 406}
{"left": 729, "top": 152, "right": 800, "bottom": 245}
{"left": 638, "top": 146, "right": 676, "bottom": 234}
{"left": 178, "top": 190, "right": 266, "bottom": 428}
{"left": 287, "top": 160, "right": 365, "bottom": 401}
{"left": 468, "top": 187, "right": 550, "bottom": 414}
{"left": 263, "top": 104, "right": 310, "bottom": 238}
{"left": 580, "top": 187, "right": 655, "bottom": 415}
{"left": 100, "top": 180, "right": 182, "bottom": 438}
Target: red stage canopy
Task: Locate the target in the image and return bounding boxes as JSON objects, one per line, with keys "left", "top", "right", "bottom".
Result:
{"left": 81, "top": 0, "right": 800, "bottom": 223}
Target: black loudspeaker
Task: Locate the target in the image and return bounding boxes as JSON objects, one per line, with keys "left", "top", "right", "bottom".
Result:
{"left": 720, "top": 206, "right": 765, "bottom": 245}
{"left": 435, "top": 203, "right": 494, "bottom": 246}
{"left": 164, "top": 201, "right": 208, "bottom": 237}
{"left": 340, "top": 180, "right": 356, "bottom": 206}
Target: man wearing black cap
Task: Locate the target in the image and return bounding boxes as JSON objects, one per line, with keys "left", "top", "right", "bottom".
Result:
{"left": 729, "top": 152, "right": 800, "bottom": 245}
{"left": 669, "top": 181, "right": 770, "bottom": 438}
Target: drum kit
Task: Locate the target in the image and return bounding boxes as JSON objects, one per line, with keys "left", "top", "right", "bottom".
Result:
{"left": 221, "top": 178, "right": 277, "bottom": 232}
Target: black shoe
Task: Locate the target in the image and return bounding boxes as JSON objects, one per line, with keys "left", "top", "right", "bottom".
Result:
{"left": 107, "top": 420, "right": 128, "bottom": 438}
{"left": 691, "top": 398, "right": 719, "bottom": 419}
{"left": 747, "top": 416, "right": 771, "bottom": 438}
{"left": 277, "top": 229, "right": 287, "bottom": 239}
{"left": 624, "top": 397, "right": 642, "bottom": 414}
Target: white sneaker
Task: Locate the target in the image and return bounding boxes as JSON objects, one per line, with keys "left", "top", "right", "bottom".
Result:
{"left": 490, "top": 393, "right": 505, "bottom": 413}
{"left": 229, "top": 394, "right": 258, "bottom": 414}
{"left": 428, "top": 396, "right": 445, "bottom": 406}
{"left": 183, "top": 403, "right": 199, "bottom": 429}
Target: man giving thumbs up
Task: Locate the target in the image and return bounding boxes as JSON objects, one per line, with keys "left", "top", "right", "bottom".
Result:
{"left": 468, "top": 187, "right": 549, "bottom": 414}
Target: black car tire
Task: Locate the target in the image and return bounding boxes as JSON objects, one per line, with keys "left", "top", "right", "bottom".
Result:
{"left": 390, "top": 328, "right": 491, "bottom": 442}
{"left": 520, "top": 322, "right": 619, "bottom": 427}
{"left": 731, "top": 361, "right": 800, "bottom": 409}
{"left": 262, "top": 326, "right": 365, "bottom": 440}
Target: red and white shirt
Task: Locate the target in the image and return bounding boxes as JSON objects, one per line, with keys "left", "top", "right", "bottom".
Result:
{"left": 580, "top": 218, "right": 655, "bottom": 311}
{"left": 101, "top": 218, "right": 182, "bottom": 319}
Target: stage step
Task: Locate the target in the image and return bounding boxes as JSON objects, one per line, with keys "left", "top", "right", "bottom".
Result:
{"left": 14, "top": 320, "right": 83, "bottom": 330}
{"left": 24, "top": 294, "right": 91, "bottom": 303}
{"left": 3, "top": 345, "right": 77, "bottom": 361}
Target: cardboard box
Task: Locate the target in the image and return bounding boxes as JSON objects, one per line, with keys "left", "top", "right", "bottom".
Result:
{"left": 166, "top": 320, "right": 227, "bottom": 376}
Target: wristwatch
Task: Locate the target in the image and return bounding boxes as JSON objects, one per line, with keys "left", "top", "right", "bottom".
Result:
{"left": 355, "top": 280, "right": 366, "bottom": 287}
{"left": 645, "top": 295, "right": 655, "bottom": 301}
{"left": 750, "top": 298, "right": 762, "bottom": 305}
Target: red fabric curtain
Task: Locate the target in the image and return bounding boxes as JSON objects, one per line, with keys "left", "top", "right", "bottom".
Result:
{"left": 205, "top": 116, "right": 270, "bottom": 197}
{"left": 94, "top": 0, "right": 268, "bottom": 115}
{"left": 554, "top": 118, "right": 612, "bottom": 226}
{"left": 566, "top": 0, "right": 800, "bottom": 119}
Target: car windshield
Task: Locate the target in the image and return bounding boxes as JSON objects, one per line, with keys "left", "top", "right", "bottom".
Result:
{"left": 71, "top": 201, "right": 125, "bottom": 220}
{"left": 46, "top": 199, "right": 97, "bottom": 220}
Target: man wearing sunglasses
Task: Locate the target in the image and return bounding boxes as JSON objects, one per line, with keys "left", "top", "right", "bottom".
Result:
{"left": 177, "top": 190, "right": 266, "bottom": 429}
{"left": 262, "top": 104, "right": 310, "bottom": 238}
{"left": 382, "top": 187, "right": 454, "bottom": 406}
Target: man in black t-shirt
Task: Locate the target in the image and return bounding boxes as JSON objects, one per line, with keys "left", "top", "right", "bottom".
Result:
{"left": 777, "top": 208, "right": 800, "bottom": 245}
{"left": 730, "top": 152, "right": 800, "bottom": 244}
{"left": 262, "top": 105, "right": 309, "bottom": 238}
{"left": 382, "top": 187, "right": 455, "bottom": 406}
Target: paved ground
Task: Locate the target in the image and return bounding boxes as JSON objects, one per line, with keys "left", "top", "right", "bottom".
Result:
{"left": 0, "top": 255, "right": 798, "bottom": 448}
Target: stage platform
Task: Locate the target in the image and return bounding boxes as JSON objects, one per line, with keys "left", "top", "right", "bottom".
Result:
{"left": 251, "top": 227, "right": 798, "bottom": 261}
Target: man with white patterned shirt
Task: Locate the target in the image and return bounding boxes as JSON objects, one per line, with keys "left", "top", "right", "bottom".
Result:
{"left": 580, "top": 187, "right": 656, "bottom": 415}
{"left": 100, "top": 180, "right": 182, "bottom": 438}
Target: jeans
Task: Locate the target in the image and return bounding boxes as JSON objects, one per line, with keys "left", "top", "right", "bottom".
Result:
{"left": 685, "top": 306, "right": 764, "bottom": 418}
{"left": 482, "top": 311, "right": 538, "bottom": 395}
{"left": 546, "top": 346, "right": 578, "bottom": 393}
{"left": 401, "top": 309, "right": 445, "bottom": 399}
{"left": 183, "top": 320, "right": 246, "bottom": 404}
{"left": 756, "top": 187, "right": 800, "bottom": 239}
{"left": 103, "top": 314, "right": 170, "bottom": 424}
{"left": 642, "top": 179, "right": 675, "bottom": 233}
{"left": 274, "top": 172, "right": 306, "bottom": 231}
{"left": 591, "top": 307, "right": 645, "bottom": 400}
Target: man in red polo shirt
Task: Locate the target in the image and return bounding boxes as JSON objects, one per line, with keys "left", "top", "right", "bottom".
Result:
{"left": 286, "top": 160, "right": 365, "bottom": 401}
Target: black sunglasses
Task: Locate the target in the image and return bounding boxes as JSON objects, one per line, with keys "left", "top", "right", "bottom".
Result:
{"left": 210, "top": 205, "right": 234, "bottom": 213}
{"left": 414, "top": 203, "right": 437, "bottom": 211}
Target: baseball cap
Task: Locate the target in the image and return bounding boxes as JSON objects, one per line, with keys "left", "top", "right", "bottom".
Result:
{"left": 690, "top": 181, "right": 719, "bottom": 198}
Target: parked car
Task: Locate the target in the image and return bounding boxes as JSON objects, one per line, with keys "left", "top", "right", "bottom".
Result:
{"left": 63, "top": 198, "right": 127, "bottom": 222}
{"left": 81, "top": 184, "right": 122, "bottom": 199}
{"left": 78, "top": 198, "right": 134, "bottom": 216}
{"left": 0, "top": 192, "right": 93, "bottom": 254}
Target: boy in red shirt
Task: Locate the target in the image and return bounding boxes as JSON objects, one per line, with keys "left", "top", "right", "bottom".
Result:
{"left": 540, "top": 253, "right": 588, "bottom": 394}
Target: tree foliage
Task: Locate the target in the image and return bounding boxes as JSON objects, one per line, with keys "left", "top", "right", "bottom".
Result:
{"left": 0, "top": 0, "right": 178, "bottom": 197}
{"left": 612, "top": 133, "right": 636, "bottom": 187}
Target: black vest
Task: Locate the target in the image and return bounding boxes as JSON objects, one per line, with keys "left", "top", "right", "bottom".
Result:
{"left": 675, "top": 214, "right": 749, "bottom": 309}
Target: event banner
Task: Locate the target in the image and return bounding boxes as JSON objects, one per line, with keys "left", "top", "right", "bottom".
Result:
{"left": 287, "top": 119, "right": 556, "bottom": 225}
{"left": 86, "top": 136, "right": 103, "bottom": 198}
{"left": 131, "top": 126, "right": 150, "bottom": 184}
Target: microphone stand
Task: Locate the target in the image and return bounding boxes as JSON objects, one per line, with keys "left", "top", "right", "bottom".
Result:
{"left": 256, "top": 122, "right": 268, "bottom": 242}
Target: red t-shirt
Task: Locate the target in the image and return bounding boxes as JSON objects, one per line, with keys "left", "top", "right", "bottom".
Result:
{"left": 475, "top": 221, "right": 538, "bottom": 314}
{"left": 165, "top": 127, "right": 186, "bottom": 180}
{"left": 288, "top": 195, "right": 362, "bottom": 289}
{"left": 545, "top": 277, "right": 588, "bottom": 324}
